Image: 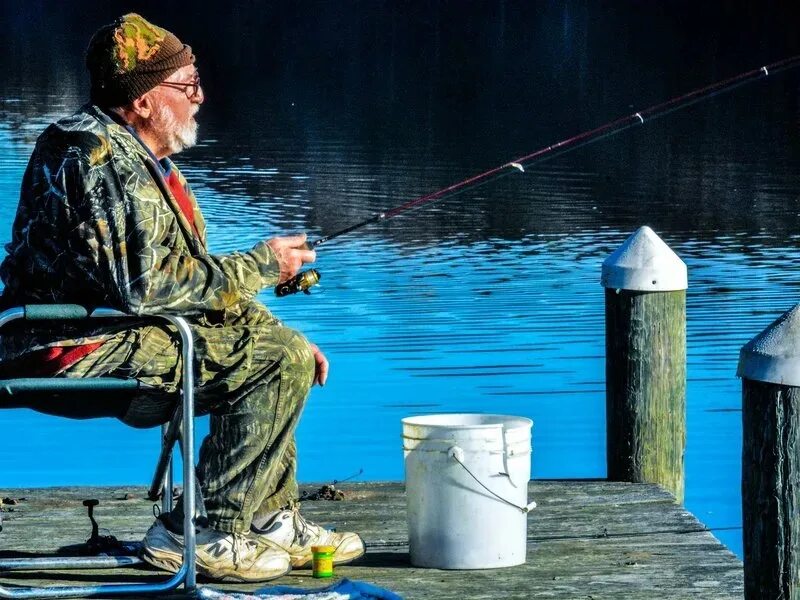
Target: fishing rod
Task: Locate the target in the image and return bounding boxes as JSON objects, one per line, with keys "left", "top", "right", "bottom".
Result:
{"left": 275, "top": 53, "right": 800, "bottom": 297}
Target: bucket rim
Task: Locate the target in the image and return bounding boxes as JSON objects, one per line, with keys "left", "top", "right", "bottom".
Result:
{"left": 401, "top": 413, "right": 533, "bottom": 430}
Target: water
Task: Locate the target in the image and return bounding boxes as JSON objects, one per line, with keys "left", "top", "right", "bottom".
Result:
{"left": 2, "top": 1, "right": 800, "bottom": 558}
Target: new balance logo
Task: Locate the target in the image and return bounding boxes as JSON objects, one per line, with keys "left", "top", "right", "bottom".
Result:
{"left": 205, "top": 541, "right": 229, "bottom": 559}
{"left": 297, "top": 530, "right": 312, "bottom": 546}
{"left": 254, "top": 519, "right": 284, "bottom": 536}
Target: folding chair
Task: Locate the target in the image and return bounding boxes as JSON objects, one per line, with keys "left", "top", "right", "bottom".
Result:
{"left": 0, "top": 304, "right": 198, "bottom": 598}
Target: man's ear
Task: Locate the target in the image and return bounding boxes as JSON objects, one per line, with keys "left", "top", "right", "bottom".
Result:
{"left": 131, "top": 93, "right": 154, "bottom": 119}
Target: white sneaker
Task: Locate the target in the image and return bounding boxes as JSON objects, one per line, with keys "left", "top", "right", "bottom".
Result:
{"left": 141, "top": 519, "right": 291, "bottom": 582}
{"left": 251, "top": 505, "right": 365, "bottom": 568}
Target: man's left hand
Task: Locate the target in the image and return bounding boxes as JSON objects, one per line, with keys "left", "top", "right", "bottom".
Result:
{"left": 309, "top": 343, "right": 329, "bottom": 387}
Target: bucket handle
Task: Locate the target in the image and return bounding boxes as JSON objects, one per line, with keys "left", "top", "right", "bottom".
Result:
{"left": 447, "top": 446, "right": 537, "bottom": 514}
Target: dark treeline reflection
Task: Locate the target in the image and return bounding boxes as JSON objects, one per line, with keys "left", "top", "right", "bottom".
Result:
{"left": 2, "top": 0, "right": 800, "bottom": 247}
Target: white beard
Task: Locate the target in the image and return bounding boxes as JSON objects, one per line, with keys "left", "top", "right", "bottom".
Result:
{"left": 154, "top": 102, "right": 199, "bottom": 154}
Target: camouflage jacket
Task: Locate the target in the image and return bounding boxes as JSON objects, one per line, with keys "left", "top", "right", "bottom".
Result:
{"left": 0, "top": 104, "right": 280, "bottom": 361}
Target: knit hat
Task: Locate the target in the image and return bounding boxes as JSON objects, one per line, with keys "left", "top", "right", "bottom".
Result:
{"left": 86, "top": 13, "right": 195, "bottom": 108}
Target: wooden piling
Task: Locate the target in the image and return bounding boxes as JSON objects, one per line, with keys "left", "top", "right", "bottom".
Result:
{"left": 602, "top": 226, "right": 687, "bottom": 503}
{"left": 738, "top": 303, "right": 800, "bottom": 599}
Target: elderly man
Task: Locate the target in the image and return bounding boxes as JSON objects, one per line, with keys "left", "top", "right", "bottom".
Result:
{"left": 0, "top": 14, "right": 363, "bottom": 581}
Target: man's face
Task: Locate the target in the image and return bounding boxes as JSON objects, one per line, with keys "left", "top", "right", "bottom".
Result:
{"left": 148, "top": 65, "right": 203, "bottom": 155}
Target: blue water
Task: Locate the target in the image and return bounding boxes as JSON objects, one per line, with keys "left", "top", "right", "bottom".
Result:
{"left": 3, "top": 1, "right": 800, "bottom": 559}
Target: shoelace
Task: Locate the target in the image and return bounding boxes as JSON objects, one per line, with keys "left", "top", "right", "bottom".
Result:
{"left": 230, "top": 532, "right": 259, "bottom": 567}
{"left": 290, "top": 504, "right": 324, "bottom": 546}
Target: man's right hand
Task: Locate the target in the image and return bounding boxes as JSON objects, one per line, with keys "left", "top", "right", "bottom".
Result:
{"left": 267, "top": 233, "right": 316, "bottom": 283}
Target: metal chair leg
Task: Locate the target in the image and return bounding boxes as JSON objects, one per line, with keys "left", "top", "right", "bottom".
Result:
{"left": 150, "top": 408, "right": 208, "bottom": 529}
{"left": 150, "top": 406, "right": 183, "bottom": 503}
{"left": 159, "top": 422, "right": 174, "bottom": 514}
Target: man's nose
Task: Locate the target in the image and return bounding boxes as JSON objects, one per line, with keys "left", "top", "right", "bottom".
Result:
{"left": 192, "top": 85, "right": 204, "bottom": 105}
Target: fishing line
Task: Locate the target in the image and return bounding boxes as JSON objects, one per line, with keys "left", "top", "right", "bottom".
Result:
{"left": 276, "top": 54, "right": 800, "bottom": 296}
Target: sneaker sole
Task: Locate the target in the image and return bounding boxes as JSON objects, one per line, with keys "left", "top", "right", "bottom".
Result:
{"left": 142, "top": 547, "right": 292, "bottom": 583}
{"left": 140, "top": 547, "right": 181, "bottom": 574}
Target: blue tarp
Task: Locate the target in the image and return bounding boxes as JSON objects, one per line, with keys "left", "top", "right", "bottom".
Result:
{"left": 198, "top": 578, "right": 403, "bottom": 600}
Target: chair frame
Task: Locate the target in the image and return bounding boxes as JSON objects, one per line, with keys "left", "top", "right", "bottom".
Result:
{"left": 0, "top": 305, "right": 197, "bottom": 598}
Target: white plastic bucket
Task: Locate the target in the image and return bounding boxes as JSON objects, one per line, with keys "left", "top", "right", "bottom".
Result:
{"left": 402, "top": 413, "right": 534, "bottom": 569}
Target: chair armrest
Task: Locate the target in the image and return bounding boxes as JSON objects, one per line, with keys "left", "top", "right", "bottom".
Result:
{"left": 1, "top": 305, "right": 151, "bottom": 327}
{"left": 0, "top": 304, "right": 124, "bottom": 327}
{"left": 23, "top": 304, "right": 92, "bottom": 320}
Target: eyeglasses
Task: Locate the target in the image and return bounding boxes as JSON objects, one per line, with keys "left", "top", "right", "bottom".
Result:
{"left": 158, "top": 75, "right": 202, "bottom": 99}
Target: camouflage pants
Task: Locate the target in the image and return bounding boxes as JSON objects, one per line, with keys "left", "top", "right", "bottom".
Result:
{"left": 60, "top": 302, "right": 315, "bottom": 535}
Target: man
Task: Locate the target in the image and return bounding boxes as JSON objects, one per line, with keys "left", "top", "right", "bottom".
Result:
{"left": 0, "top": 14, "right": 364, "bottom": 582}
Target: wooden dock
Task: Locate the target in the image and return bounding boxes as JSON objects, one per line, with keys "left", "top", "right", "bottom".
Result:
{"left": 0, "top": 481, "right": 742, "bottom": 599}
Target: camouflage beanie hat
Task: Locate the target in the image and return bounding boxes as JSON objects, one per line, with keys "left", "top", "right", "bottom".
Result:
{"left": 86, "top": 13, "right": 195, "bottom": 108}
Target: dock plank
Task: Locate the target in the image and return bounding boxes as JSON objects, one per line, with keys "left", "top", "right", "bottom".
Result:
{"left": 0, "top": 481, "right": 743, "bottom": 599}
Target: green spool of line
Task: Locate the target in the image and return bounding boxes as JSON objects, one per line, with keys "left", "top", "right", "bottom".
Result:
{"left": 311, "top": 545, "right": 335, "bottom": 578}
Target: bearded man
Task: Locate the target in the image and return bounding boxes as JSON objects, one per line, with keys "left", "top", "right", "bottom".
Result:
{"left": 0, "top": 14, "right": 364, "bottom": 582}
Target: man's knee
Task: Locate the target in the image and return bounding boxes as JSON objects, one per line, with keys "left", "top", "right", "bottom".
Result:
{"left": 193, "top": 322, "right": 315, "bottom": 402}
{"left": 277, "top": 327, "right": 315, "bottom": 395}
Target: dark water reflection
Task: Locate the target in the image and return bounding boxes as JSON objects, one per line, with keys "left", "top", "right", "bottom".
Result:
{"left": 2, "top": 1, "right": 800, "bottom": 558}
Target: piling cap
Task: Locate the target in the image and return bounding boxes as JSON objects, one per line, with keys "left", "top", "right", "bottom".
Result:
{"left": 737, "top": 303, "right": 800, "bottom": 387}
{"left": 601, "top": 226, "right": 688, "bottom": 291}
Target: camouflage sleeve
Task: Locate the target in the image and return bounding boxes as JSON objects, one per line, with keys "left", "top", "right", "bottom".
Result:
{"left": 131, "top": 238, "right": 281, "bottom": 315}
{"left": 54, "top": 136, "right": 281, "bottom": 316}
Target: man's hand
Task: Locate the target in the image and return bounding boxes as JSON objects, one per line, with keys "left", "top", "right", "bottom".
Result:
{"left": 267, "top": 233, "right": 316, "bottom": 283}
{"left": 309, "top": 343, "right": 329, "bottom": 387}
